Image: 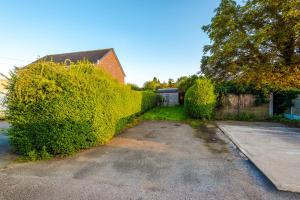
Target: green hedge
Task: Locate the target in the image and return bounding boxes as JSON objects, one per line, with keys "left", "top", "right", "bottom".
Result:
{"left": 6, "top": 61, "right": 157, "bottom": 159}
{"left": 184, "top": 79, "right": 216, "bottom": 119}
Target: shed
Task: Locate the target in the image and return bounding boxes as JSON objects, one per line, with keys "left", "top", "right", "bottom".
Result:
{"left": 157, "top": 88, "right": 179, "bottom": 106}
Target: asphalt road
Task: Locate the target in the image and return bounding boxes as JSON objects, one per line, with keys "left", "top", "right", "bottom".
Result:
{"left": 0, "top": 121, "right": 299, "bottom": 200}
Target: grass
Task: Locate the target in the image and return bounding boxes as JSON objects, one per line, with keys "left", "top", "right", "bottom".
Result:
{"left": 140, "top": 105, "right": 228, "bottom": 153}
{"left": 141, "top": 106, "right": 188, "bottom": 121}
{"left": 141, "top": 105, "right": 209, "bottom": 126}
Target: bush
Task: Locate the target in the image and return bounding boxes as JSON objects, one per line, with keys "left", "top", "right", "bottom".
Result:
{"left": 184, "top": 79, "right": 216, "bottom": 119}
{"left": 220, "top": 112, "right": 257, "bottom": 121}
{"left": 7, "top": 61, "right": 157, "bottom": 159}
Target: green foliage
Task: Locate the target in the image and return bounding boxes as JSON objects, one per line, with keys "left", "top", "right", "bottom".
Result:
{"left": 0, "top": 111, "right": 5, "bottom": 120}
{"left": 40, "top": 146, "right": 52, "bottom": 160}
{"left": 274, "top": 89, "right": 300, "bottom": 115}
{"left": 270, "top": 115, "right": 300, "bottom": 124}
{"left": 126, "top": 83, "right": 142, "bottom": 91}
{"left": 7, "top": 61, "right": 157, "bottom": 159}
{"left": 184, "top": 79, "right": 216, "bottom": 119}
{"left": 141, "top": 91, "right": 159, "bottom": 112}
{"left": 201, "top": 0, "right": 300, "bottom": 89}
{"left": 167, "top": 78, "right": 175, "bottom": 88}
{"left": 27, "top": 150, "right": 38, "bottom": 161}
{"left": 141, "top": 106, "right": 188, "bottom": 121}
{"left": 155, "top": 94, "right": 164, "bottom": 106}
{"left": 143, "top": 77, "right": 178, "bottom": 91}
{"left": 177, "top": 75, "right": 199, "bottom": 92}
{"left": 215, "top": 81, "right": 270, "bottom": 108}
{"left": 143, "top": 77, "right": 161, "bottom": 91}
{"left": 221, "top": 112, "right": 257, "bottom": 121}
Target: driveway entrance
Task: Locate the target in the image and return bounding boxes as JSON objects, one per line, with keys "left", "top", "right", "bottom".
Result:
{"left": 218, "top": 121, "right": 300, "bottom": 193}
{"left": 0, "top": 121, "right": 299, "bottom": 199}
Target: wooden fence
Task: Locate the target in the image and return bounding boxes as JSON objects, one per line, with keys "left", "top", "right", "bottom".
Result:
{"left": 216, "top": 94, "right": 269, "bottom": 120}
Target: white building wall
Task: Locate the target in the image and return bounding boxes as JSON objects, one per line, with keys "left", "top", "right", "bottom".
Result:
{"left": 161, "top": 93, "right": 179, "bottom": 106}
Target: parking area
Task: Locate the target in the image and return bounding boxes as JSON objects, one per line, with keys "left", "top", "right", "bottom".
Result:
{"left": 217, "top": 121, "right": 300, "bottom": 193}
{"left": 0, "top": 121, "right": 299, "bottom": 200}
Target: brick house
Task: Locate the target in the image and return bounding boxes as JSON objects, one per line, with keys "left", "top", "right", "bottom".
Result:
{"left": 38, "top": 48, "right": 126, "bottom": 83}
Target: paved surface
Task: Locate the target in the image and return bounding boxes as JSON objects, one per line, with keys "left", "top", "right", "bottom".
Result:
{"left": 0, "top": 121, "right": 299, "bottom": 200}
{"left": 0, "top": 121, "right": 13, "bottom": 168}
{"left": 217, "top": 121, "right": 300, "bottom": 193}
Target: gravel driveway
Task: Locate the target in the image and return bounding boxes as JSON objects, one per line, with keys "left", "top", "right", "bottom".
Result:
{"left": 0, "top": 121, "right": 299, "bottom": 200}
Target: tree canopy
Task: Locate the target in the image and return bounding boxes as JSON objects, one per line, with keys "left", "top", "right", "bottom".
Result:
{"left": 201, "top": 0, "right": 300, "bottom": 90}
{"left": 143, "top": 77, "right": 178, "bottom": 91}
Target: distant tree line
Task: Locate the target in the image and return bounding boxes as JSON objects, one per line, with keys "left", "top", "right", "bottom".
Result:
{"left": 127, "top": 75, "right": 200, "bottom": 92}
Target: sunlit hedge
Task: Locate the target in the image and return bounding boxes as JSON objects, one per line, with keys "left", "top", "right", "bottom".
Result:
{"left": 184, "top": 79, "right": 216, "bottom": 119}
{"left": 6, "top": 61, "right": 157, "bottom": 159}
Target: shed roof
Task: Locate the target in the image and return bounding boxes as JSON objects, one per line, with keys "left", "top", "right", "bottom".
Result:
{"left": 156, "top": 88, "right": 178, "bottom": 93}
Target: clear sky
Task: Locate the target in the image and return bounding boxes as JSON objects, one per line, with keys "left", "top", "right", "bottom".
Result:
{"left": 0, "top": 0, "right": 222, "bottom": 86}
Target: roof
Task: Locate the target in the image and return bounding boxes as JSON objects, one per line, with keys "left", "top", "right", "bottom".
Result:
{"left": 36, "top": 48, "right": 126, "bottom": 76}
{"left": 40, "top": 48, "right": 112, "bottom": 63}
{"left": 156, "top": 88, "right": 178, "bottom": 93}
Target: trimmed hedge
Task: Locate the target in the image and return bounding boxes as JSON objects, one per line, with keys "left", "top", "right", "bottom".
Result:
{"left": 184, "top": 79, "right": 216, "bottom": 119}
{"left": 6, "top": 61, "right": 157, "bottom": 159}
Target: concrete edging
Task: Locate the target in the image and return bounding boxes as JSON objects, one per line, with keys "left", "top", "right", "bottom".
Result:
{"left": 216, "top": 122, "right": 300, "bottom": 193}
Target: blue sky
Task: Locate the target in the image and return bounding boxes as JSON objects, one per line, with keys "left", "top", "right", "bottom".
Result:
{"left": 0, "top": 0, "right": 222, "bottom": 86}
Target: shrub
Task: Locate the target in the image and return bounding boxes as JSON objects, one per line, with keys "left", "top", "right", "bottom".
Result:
{"left": 7, "top": 61, "right": 157, "bottom": 159}
{"left": 220, "top": 112, "right": 257, "bottom": 121}
{"left": 184, "top": 79, "right": 216, "bottom": 119}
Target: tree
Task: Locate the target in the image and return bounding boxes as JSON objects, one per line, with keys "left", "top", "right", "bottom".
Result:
{"left": 201, "top": 0, "right": 300, "bottom": 89}
{"left": 160, "top": 81, "right": 168, "bottom": 88}
{"left": 176, "top": 76, "right": 188, "bottom": 86}
{"left": 177, "top": 75, "right": 199, "bottom": 92}
{"left": 153, "top": 77, "right": 160, "bottom": 84}
{"left": 168, "top": 78, "right": 175, "bottom": 88}
{"left": 143, "top": 77, "right": 178, "bottom": 90}
{"left": 143, "top": 81, "right": 159, "bottom": 91}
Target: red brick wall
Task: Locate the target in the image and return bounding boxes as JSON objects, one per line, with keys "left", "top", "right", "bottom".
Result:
{"left": 96, "top": 50, "right": 125, "bottom": 84}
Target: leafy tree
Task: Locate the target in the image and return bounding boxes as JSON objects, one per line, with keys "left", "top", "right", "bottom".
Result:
{"left": 168, "top": 78, "right": 175, "bottom": 88}
{"left": 153, "top": 77, "right": 160, "bottom": 83}
{"left": 201, "top": 0, "right": 300, "bottom": 89}
{"left": 177, "top": 75, "right": 199, "bottom": 92}
{"left": 160, "top": 81, "right": 169, "bottom": 88}
{"left": 143, "top": 81, "right": 159, "bottom": 91}
{"left": 143, "top": 77, "right": 177, "bottom": 90}
{"left": 176, "top": 76, "right": 188, "bottom": 86}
